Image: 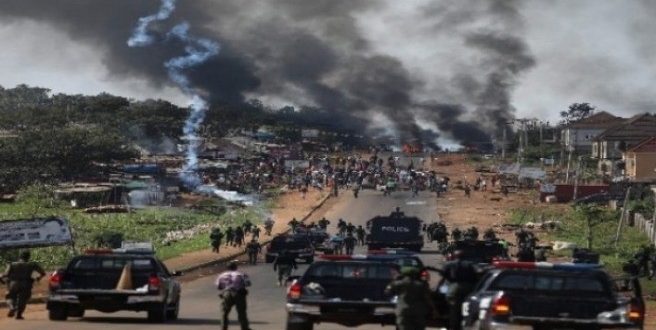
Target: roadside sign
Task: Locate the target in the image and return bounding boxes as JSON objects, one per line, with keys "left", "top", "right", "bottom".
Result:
{"left": 0, "top": 217, "right": 73, "bottom": 249}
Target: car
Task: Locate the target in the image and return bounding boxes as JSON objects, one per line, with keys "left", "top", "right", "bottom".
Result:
{"left": 285, "top": 259, "right": 400, "bottom": 330}
{"left": 266, "top": 234, "right": 315, "bottom": 263}
{"left": 462, "top": 261, "right": 644, "bottom": 330}
{"left": 47, "top": 244, "right": 182, "bottom": 322}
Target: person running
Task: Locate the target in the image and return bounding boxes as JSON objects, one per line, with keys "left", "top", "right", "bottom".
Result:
{"left": 216, "top": 261, "right": 251, "bottom": 330}
{"left": 273, "top": 250, "right": 298, "bottom": 286}
{"left": 245, "top": 239, "right": 261, "bottom": 265}
{"left": 210, "top": 228, "right": 224, "bottom": 253}
{"left": 2, "top": 251, "right": 46, "bottom": 320}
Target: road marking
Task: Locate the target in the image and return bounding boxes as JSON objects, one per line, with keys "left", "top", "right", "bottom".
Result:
{"left": 406, "top": 201, "right": 427, "bottom": 205}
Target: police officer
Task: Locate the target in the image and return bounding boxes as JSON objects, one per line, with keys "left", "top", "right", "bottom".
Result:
{"left": 441, "top": 250, "right": 478, "bottom": 330}
{"left": 318, "top": 217, "right": 330, "bottom": 230}
{"left": 210, "top": 228, "right": 224, "bottom": 253}
{"left": 385, "top": 267, "right": 436, "bottom": 330}
{"left": 273, "top": 250, "right": 297, "bottom": 286}
{"left": 355, "top": 225, "right": 366, "bottom": 246}
{"left": 2, "top": 251, "right": 45, "bottom": 319}
{"left": 264, "top": 218, "right": 274, "bottom": 236}
{"left": 251, "top": 226, "right": 261, "bottom": 240}
{"left": 245, "top": 239, "right": 261, "bottom": 265}
{"left": 451, "top": 227, "right": 462, "bottom": 242}
{"left": 343, "top": 233, "right": 357, "bottom": 255}
{"left": 215, "top": 261, "right": 251, "bottom": 330}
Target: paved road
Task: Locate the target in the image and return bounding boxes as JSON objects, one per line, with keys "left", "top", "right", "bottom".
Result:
{"left": 1, "top": 189, "right": 441, "bottom": 330}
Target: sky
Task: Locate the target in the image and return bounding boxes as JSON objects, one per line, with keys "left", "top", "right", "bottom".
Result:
{"left": 0, "top": 0, "right": 654, "bottom": 144}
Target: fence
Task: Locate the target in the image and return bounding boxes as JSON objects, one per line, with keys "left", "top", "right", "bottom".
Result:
{"left": 632, "top": 213, "right": 656, "bottom": 244}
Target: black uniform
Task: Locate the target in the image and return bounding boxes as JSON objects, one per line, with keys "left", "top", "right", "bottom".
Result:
{"left": 210, "top": 229, "right": 224, "bottom": 253}
{"left": 245, "top": 241, "right": 261, "bottom": 265}
{"left": 344, "top": 235, "right": 357, "bottom": 255}
{"left": 3, "top": 259, "right": 45, "bottom": 319}
{"left": 273, "top": 252, "right": 297, "bottom": 286}
{"left": 441, "top": 259, "right": 478, "bottom": 330}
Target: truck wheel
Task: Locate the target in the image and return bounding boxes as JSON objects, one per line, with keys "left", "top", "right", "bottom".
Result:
{"left": 48, "top": 305, "right": 68, "bottom": 321}
{"left": 68, "top": 307, "right": 85, "bottom": 318}
{"left": 286, "top": 315, "right": 313, "bottom": 330}
{"left": 147, "top": 303, "right": 168, "bottom": 323}
{"left": 166, "top": 300, "right": 180, "bottom": 321}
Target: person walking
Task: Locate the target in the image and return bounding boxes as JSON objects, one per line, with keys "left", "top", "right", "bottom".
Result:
{"left": 210, "top": 228, "right": 224, "bottom": 253}
{"left": 385, "top": 267, "right": 436, "bottom": 330}
{"left": 355, "top": 225, "right": 366, "bottom": 246}
{"left": 344, "top": 234, "right": 357, "bottom": 255}
{"left": 2, "top": 251, "right": 46, "bottom": 319}
{"left": 225, "top": 227, "right": 234, "bottom": 246}
{"left": 441, "top": 250, "right": 478, "bottom": 330}
{"left": 273, "top": 250, "right": 297, "bottom": 286}
{"left": 251, "top": 226, "right": 261, "bottom": 240}
{"left": 245, "top": 239, "right": 261, "bottom": 265}
{"left": 215, "top": 261, "right": 251, "bottom": 330}
{"left": 264, "top": 218, "right": 274, "bottom": 236}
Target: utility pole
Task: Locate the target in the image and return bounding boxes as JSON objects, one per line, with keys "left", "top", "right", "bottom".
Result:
{"left": 539, "top": 124, "right": 544, "bottom": 161}
{"left": 614, "top": 187, "right": 632, "bottom": 248}
{"left": 565, "top": 148, "right": 573, "bottom": 183}
{"left": 572, "top": 156, "right": 582, "bottom": 201}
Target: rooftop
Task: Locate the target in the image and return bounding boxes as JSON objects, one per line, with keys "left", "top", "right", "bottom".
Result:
{"left": 565, "top": 111, "right": 625, "bottom": 129}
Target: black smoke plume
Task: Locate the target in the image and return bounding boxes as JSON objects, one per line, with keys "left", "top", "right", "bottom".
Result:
{"left": 0, "top": 0, "right": 536, "bottom": 148}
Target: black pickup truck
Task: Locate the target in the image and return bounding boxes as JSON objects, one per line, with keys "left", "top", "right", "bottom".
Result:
{"left": 365, "top": 209, "right": 423, "bottom": 252}
{"left": 47, "top": 250, "right": 181, "bottom": 322}
{"left": 265, "top": 234, "right": 315, "bottom": 263}
{"left": 285, "top": 260, "right": 399, "bottom": 330}
{"left": 462, "top": 262, "right": 644, "bottom": 330}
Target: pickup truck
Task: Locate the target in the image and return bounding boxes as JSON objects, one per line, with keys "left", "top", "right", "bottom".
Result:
{"left": 462, "top": 261, "right": 644, "bottom": 330}
{"left": 47, "top": 250, "right": 181, "bottom": 322}
{"left": 266, "top": 234, "right": 315, "bottom": 263}
{"left": 285, "top": 259, "right": 399, "bottom": 330}
{"left": 444, "top": 239, "right": 508, "bottom": 264}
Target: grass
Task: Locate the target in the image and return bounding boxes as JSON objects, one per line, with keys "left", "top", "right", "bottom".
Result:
{"left": 0, "top": 196, "right": 272, "bottom": 269}
{"left": 510, "top": 205, "right": 656, "bottom": 296}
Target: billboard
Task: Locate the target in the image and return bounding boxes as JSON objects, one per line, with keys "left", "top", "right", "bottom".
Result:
{"left": 0, "top": 217, "right": 73, "bottom": 249}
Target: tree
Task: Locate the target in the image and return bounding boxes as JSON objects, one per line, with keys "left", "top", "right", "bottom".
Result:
{"left": 560, "top": 103, "right": 596, "bottom": 125}
{"left": 572, "top": 204, "right": 609, "bottom": 249}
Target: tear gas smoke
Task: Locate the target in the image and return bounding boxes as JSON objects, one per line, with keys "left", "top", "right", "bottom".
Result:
{"left": 127, "top": 0, "right": 219, "bottom": 188}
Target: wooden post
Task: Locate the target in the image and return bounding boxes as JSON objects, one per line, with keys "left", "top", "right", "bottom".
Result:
{"left": 614, "top": 187, "right": 632, "bottom": 248}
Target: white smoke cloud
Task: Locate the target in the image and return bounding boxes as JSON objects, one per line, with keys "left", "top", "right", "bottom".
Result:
{"left": 127, "top": 0, "right": 219, "bottom": 188}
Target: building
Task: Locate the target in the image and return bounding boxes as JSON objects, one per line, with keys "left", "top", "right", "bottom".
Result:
{"left": 623, "top": 137, "right": 656, "bottom": 182}
{"left": 592, "top": 113, "right": 656, "bottom": 176}
{"left": 561, "top": 111, "right": 625, "bottom": 153}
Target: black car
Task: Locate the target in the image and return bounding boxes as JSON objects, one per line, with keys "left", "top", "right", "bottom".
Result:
{"left": 265, "top": 234, "right": 315, "bottom": 263}
{"left": 462, "top": 261, "right": 644, "bottom": 330}
{"left": 285, "top": 259, "right": 399, "bottom": 330}
{"left": 47, "top": 248, "right": 182, "bottom": 322}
